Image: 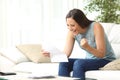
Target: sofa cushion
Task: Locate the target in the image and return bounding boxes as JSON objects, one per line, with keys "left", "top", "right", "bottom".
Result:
{"left": 100, "top": 58, "right": 120, "bottom": 70}
{"left": 108, "top": 24, "right": 120, "bottom": 58}
{"left": 101, "top": 23, "right": 114, "bottom": 37}
{"left": 16, "top": 44, "right": 51, "bottom": 63}
{"left": 86, "top": 70, "right": 120, "bottom": 80}
{"left": 101, "top": 23, "right": 120, "bottom": 58}
{"left": 108, "top": 24, "right": 120, "bottom": 44}
{"left": 13, "top": 62, "right": 59, "bottom": 75}
{"left": 111, "top": 44, "right": 120, "bottom": 59}
{"left": 0, "top": 55, "right": 15, "bottom": 72}
{"left": 0, "top": 47, "right": 29, "bottom": 64}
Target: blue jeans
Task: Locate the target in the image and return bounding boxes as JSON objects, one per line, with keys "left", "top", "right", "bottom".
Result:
{"left": 58, "top": 58, "right": 110, "bottom": 80}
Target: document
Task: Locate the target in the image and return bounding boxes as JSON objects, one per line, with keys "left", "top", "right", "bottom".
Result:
{"left": 28, "top": 72, "right": 55, "bottom": 79}
{"left": 42, "top": 45, "right": 68, "bottom": 62}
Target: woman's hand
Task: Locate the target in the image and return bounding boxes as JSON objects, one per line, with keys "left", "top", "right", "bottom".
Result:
{"left": 41, "top": 49, "right": 50, "bottom": 57}
{"left": 80, "top": 38, "right": 89, "bottom": 49}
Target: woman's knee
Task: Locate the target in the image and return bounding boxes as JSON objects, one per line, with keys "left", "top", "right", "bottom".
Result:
{"left": 59, "top": 62, "right": 68, "bottom": 68}
{"left": 58, "top": 62, "right": 71, "bottom": 77}
{"left": 73, "top": 59, "right": 86, "bottom": 70}
{"left": 72, "top": 59, "right": 86, "bottom": 79}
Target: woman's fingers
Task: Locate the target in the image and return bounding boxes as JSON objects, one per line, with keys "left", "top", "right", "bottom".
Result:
{"left": 42, "top": 50, "right": 50, "bottom": 57}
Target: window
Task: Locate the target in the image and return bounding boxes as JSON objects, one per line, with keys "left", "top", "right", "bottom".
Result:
{"left": 0, "top": 0, "right": 85, "bottom": 48}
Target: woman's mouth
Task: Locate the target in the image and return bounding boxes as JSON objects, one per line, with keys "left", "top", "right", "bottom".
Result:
{"left": 72, "top": 30, "right": 78, "bottom": 35}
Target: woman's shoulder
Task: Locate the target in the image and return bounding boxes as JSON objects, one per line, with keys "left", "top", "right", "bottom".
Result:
{"left": 93, "top": 22, "right": 104, "bottom": 30}
{"left": 93, "top": 22, "right": 105, "bottom": 37}
{"left": 93, "top": 22, "right": 103, "bottom": 27}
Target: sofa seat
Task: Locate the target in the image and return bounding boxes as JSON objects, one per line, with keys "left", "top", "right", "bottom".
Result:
{"left": 86, "top": 70, "right": 120, "bottom": 80}
{"left": 12, "top": 62, "right": 59, "bottom": 76}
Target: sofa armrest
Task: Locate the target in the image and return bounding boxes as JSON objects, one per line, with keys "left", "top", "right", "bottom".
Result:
{"left": 0, "top": 55, "right": 15, "bottom": 72}
{"left": 0, "top": 47, "right": 29, "bottom": 64}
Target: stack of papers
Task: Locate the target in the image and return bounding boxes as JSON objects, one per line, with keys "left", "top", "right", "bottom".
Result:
{"left": 42, "top": 45, "right": 68, "bottom": 62}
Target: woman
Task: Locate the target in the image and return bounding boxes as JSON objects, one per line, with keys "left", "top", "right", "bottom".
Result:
{"left": 42, "top": 8, "right": 116, "bottom": 80}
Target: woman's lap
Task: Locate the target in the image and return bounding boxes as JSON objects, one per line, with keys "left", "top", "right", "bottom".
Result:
{"left": 58, "top": 58, "right": 110, "bottom": 79}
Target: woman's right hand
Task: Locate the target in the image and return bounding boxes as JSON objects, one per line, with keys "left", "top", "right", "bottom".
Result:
{"left": 41, "top": 49, "right": 50, "bottom": 57}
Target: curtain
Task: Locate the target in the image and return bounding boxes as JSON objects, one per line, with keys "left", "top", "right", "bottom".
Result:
{"left": 0, "top": 0, "right": 85, "bottom": 48}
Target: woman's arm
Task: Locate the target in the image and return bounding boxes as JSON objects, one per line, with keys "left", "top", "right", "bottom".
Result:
{"left": 81, "top": 22, "right": 106, "bottom": 58}
{"left": 63, "top": 31, "right": 75, "bottom": 57}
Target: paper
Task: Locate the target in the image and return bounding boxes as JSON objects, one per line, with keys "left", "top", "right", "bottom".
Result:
{"left": 42, "top": 45, "right": 68, "bottom": 62}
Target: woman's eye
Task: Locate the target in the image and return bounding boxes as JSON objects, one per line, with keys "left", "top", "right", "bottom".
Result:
{"left": 71, "top": 25, "right": 75, "bottom": 27}
{"left": 67, "top": 24, "right": 75, "bottom": 28}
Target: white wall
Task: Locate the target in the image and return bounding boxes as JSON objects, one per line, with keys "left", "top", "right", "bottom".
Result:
{"left": 0, "top": 0, "right": 8, "bottom": 48}
{"left": 0, "top": 0, "right": 89, "bottom": 48}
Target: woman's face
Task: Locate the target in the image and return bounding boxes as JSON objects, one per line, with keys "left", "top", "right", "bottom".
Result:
{"left": 66, "top": 18, "right": 83, "bottom": 35}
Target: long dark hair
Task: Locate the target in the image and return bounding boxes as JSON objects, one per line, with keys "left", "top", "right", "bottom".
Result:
{"left": 66, "top": 8, "right": 93, "bottom": 28}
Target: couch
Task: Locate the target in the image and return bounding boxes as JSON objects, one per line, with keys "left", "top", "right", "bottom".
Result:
{"left": 0, "top": 23, "right": 120, "bottom": 80}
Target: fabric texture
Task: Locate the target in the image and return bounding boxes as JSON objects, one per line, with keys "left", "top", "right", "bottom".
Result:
{"left": 13, "top": 62, "right": 59, "bottom": 74}
{"left": 0, "top": 55, "right": 15, "bottom": 72}
{"left": 16, "top": 44, "right": 51, "bottom": 63}
{"left": 0, "top": 47, "right": 29, "bottom": 64}
{"left": 100, "top": 58, "right": 120, "bottom": 70}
